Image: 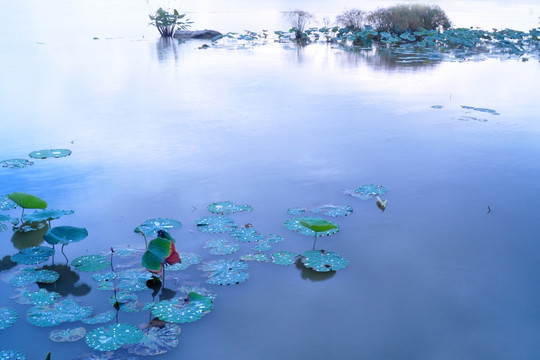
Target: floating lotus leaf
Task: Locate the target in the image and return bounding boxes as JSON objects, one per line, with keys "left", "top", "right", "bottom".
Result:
{"left": 345, "top": 184, "right": 387, "bottom": 200}
{"left": 167, "top": 252, "right": 202, "bottom": 270}
{"left": 229, "top": 228, "right": 264, "bottom": 242}
{"left": 310, "top": 204, "right": 353, "bottom": 217}
{"left": 207, "top": 201, "right": 253, "bottom": 215}
{"left": 461, "top": 105, "right": 500, "bottom": 115}
{"left": 92, "top": 272, "right": 116, "bottom": 282}
{"left": 108, "top": 248, "right": 141, "bottom": 257}
{"left": 301, "top": 249, "right": 349, "bottom": 272}
{"left": 125, "top": 323, "right": 181, "bottom": 356}
{"left": 201, "top": 259, "right": 249, "bottom": 286}
{"left": 0, "top": 214, "right": 18, "bottom": 225}
{"left": 0, "top": 159, "right": 34, "bottom": 169}
{"left": 81, "top": 310, "right": 116, "bottom": 325}
{"left": 11, "top": 246, "right": 55, "bottom": 265}
{"left": 72, "top": 255, "right": 111, "bottom": 272}
{"left": 267, "top": 234, "right": 284, "bottom": 243}
{"left": 284, "top": 217, "right": 339, "bottom": 237}
{"left": 23, "top": 209, "right": 74, "bottom": 223}
{"left": 110, "top": 292, "right": 140, "bottom": 313}
{"left": 85, "top": 323, "right": 143, "bottom": 351}
{"left": 134, "top": 218, "right": 182, "bottom": 237}
{"left": 7, "top": 192, "right": 47, "bottom": 209}
{"left": 29, "top": 149, "right": 72, "bottom": 159}
{"left": 151, "top": 292, "right": 213, "bottom": 323}
{"left": 97, "top": 281, "right": 115, "bottom": 291}
{"left": 10, "top": 268, "right": 59, "bottom": 287}
{"left": 271, "top": 252, "right": 299, "bottom": 265}
{"left": 49, "top": 327, "right": 86, "bottom": 342}
{"left": 431, "top": 105, "right": 444, "bottom": 109}
{"left": 206, "top": 270, "right": 250, "bottom": 285}
{"left": 0, "top": 223, "right": 7, "bottom": 232}
{"left": 12, "top": 288, "right": 60, "bottom": 305}
{"left": 72, "top": 352, "right": 140, "bottom": 360}
{"left": 27, "top": 299, "right": 92, "bottom": 327}
{"left": 0, "top": 307, "right": 18, "bottom": 330}
{"left": 252, "top": 240, "right": 273, "bottom": 252}
{"left": 287, "top": 207, "right": 307, "bottom": 216}
{"left": 177, "top": 286, "right": 217, "bottom": 301}
{"left": 204, "top": 239, "right": 240, "bottom": 255}
{"left": 0, "top": 350, "right": 25, "bottom": 360}
{"left": 116, "top": 269, "right": 153, "bottom": 292}
{"left": 0, "top": 195, "right": 17, "bottom": 210}
{"left": 195, "top": 216, "right": 236, "bottom": 233}
{"left": 44, "top": 226, "right": 88, "bottom": 245}
{"left": 241, "top": 253, "right": 270, "bottom": 262}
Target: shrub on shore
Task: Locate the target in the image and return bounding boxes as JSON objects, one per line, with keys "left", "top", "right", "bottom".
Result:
{"left": 336, "top": 9, "right": 365, "bottom": 31}
{"left": 366, "top": 4, "right": 451, "bottom": 34}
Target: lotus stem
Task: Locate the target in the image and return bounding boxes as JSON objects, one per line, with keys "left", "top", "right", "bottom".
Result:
{"left": 312, "top": 235, "right": 318, "bottom": 250}
{"left": 142, "top": 234, "right": 148, "bottom": 250}
{"left": 61, "top": 244, "right": 68, "bottom": 263}
{"left": 161, "top": 266, "right": 165, "bottom": 291}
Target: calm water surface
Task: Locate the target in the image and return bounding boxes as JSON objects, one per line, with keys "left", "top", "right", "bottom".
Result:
{"left": 1, "top": 1, "right": 540, "bottom": 359}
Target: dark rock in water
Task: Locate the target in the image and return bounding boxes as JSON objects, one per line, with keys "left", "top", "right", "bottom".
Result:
{"left": 174, "top": 29, "right": 222, "bottom": 40}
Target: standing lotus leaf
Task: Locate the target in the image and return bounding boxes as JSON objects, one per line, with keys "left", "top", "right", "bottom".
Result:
{"left": 271, "top": 252, "right": 299, "bottom": 265}
{"left": 27, "top": 299, "right": 92, "bottom": 327}
{"left": 0, "top": 351, "right": 25, "bottom": 360}
{"left": 126, "top": 322, "right": 181, "bottom": 356}
{"left": 151, "top": 292, "right": 213, "bottom": 323}
{"left": 23, "top": 209, "right": 74, "bottom": 223}
{"left": 142, "top": 234, "right": 181, "bottom": 274}
{"left": 81, "top": 310, "right": 116, "bottom": 325}
{"left": 0, "top": 307, "right": 18, "bottom": 330}
{"left": 0, "top": 195, "right": 17, "bottom": 210}
{"left": 200, "top": 259, "right": 249, "bottom": 285}
{"left": 207, "top": 201, "right": 253, "bottom": 215}
{"left": 195, "top": 216, "right": 236, "bottom": 233}
{"left": 0, "top": 159, "right": 34, "bottom": 169}
{"left": 7, "top": 192, "right": 47, "bottom": 209}
{"left": 44, "top": 226, "right": 88, "bottom": 245}
{"left": 72, "top": 255, "right": 111, "bottom": 272}
{"left": 167, "top": 252, "right": 202, "bottom": 271}
{"left": 284, "top": 217, "right": 339, "bottom": 237}
{"left": 301, "top": 250, "right": 349, "bottom": 272}
{"left": 310, "top": 204, "right": 353, "bottom": 217}
{"left": 204, "top": 239, "right": 240, "bottom": 255}
{"left": 11, "top": 246, "right": 55, "bottom": 265}
{"left": 10, "top": 268, "right": 59, "bottom": 287}
{"left": 85, "top": 323, "right": 143, "bottom": 351}
{"left": 12, "top": 288, "right": 60, "bottom": 306}
{"left": 134, "top": 218, "right": 182, "bottom": 237}
{"left": 29, "top": 149, "right": 72, "bottom": 159}
{"left": 229, "top": 228, "right": 264, "bottom": 242}
{"left": 49, "top": 327, "right": 87, "bottom": 342}
{"left": 345, "top": 184, "right": 387, "bottom": 200}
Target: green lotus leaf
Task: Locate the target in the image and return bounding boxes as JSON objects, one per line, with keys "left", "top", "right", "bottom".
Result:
{"left": 167, "top": 252, "right": 202, "bottom": 270}
{"left": 142, "top": 251, "right": 163, "bottom": 273}
{"left": 177, "top": 286, "right": 217, "bottom": 301}
{"left": 27, "top": 299, "right": 92, "bottom": 327}
{"left": 287, "top": 207, "right": 307, "bottom": 215}
{"left": 229, "top": 227, "right": 264, "bottom": 242}
{"left": 126, "top": 322, "right": 181, "bottom": 356}
{"left": 148, "top": 237, "right": 174, "bottom": 261}
{"left": 151, "top": 292, "right": 213, "bottom": 323}
{"left": 241, "top": 253, "right": 270, "bottom": 262}
{"left": 204, "top": 239, "right": 240, "bottom": 255}
{"left": 97, "top": 281, "right": 115, "bottom": 291}
{"left": 271, "top": 252, "right": 299, "bottom": 265}
{"left": 0, "top": 307, "right": 18, "bottom": 330}
{"left": 301, "top": 249, "right": 349, "bottom": 272}
{"left": 195, "top": 216, "right": 236, "bottom": 233}
{"left": 310, "top": 204, "right": 353, "bottom": 217}
{"left": 92, "top": 272, "right": 116, "bottom": 282}
{"left": 0, "top": 195, "right": 17, "bottom": 210}
{"left": 201, "top": 259, "right": 249, "bottom": 285}
{"left": 49, "top": 326, "right": 86, "bottom": 342}
{"left": 81, "top": 310, "right": 116, "bottom": 324}
{"left": 116, "top": 269, "right": 153, "bottom": 292}
{"left": 252, "top": 240, "right": 273, "bottom": 252}
{"left": 346, "top": 184, "right": 388, "bottom": 200}
{"left": 206, "top": 270, "right": 250, "bottom": 285}
{"left": 109, "top": 292, "right": 140, "bottom": 313}
{"left": 0, "top": 159, "right": 34, "bottom": 169}
{"left": 11, "top": 246, "right": 55, "bottom": 265}
{"left": 44, "top": 226, "right": 88, "bottom": 245}
{"left": 108, "top": 247, "right": 141, "bottom": 257}
{"left": 72, "top": 255, "right": 111, "bottom": 272}
{"left": 285, "top": 217, "right": 339, "bottom": 237}
{"left": 7, "top": 192, "right": 47, "bottom": 209}
{"left": 134, "top": 218, "right": 182, "bottom": 237}
{"left": 267, "top": 234, "right": 284, "bottom": 243}
{"left": 0, "top": 214, "right": 18, "bottom": 225}
{"left": 85, "top": 323, "right": 143, "bottom": 351}
{"left": 10, "top": 268, "right": 59, "bottom": 287}
{"left": 13, "top": 288, "right": 60, "bottom": 306}
{"left": 207, "top": 201, "right": 253, "bottom": 215}
{"left": 29, "top": 149, "right": 72, "bottom": 159}
{"left": 0, "top": 350, "right": 26, "bottom": 360}
{"left": 23, "top": 209, "right": 74, "bottom": 223}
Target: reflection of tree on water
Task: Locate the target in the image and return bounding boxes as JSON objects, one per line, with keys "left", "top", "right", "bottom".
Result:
{"left": 155, "top": 37, "right": 184, "bottom": 63}
{"left": 334, "top": 46, "right": 441, "bottom": 71}
{"left": 38, "top": 264, "right": 91, "bottom": 297}
{"left": 295, "top": 258, "right": 336, "bottom": 281}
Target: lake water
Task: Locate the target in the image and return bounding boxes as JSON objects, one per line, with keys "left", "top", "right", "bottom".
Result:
{"left": 1, "top": 1, "right": 540, "bottom": 359}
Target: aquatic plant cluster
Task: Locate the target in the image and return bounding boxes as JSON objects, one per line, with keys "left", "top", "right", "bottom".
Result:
{"left": 0, "top": 149, "right": 389, "bottom": 359}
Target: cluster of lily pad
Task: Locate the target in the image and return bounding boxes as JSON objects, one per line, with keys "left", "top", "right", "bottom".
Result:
{"left": 0, "top": 148, "right": 71, "bottom": 169}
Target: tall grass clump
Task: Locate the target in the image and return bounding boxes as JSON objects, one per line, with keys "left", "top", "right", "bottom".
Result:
{"left": 367, "top": 4, "right": 451, "bottom": 34}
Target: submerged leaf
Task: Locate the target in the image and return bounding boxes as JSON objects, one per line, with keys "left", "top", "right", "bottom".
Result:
{"left": 0, "top": 307, "right": 18, "bottom": 330}
{"left": 125, "top": 322, "right": 181, "bottom": 356}
{"left": 23, "top": 209, "right": 74, "bottom": 223}
{"left": 29, "top": 149, "right": 72, "bottom": 159}
{"left": 207, "top": 201, "right": 253, "bottom": 215}
{"left": 85, "top": 323, "right": 143, "bottom": 351}
{"left": 301, "top": 249, "right": 349, "bottom": 272}
{"left": 7, "top": 192, "right": 47, "bottom": 209}
{"left": 49, "top": 327, "right": 86, "bottom": 342}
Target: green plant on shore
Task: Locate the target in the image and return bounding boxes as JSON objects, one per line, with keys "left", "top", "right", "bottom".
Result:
{"left": 149, "top": 7, "right": 192, "bottom": 37}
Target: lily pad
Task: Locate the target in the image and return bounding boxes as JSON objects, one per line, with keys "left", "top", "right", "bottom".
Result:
{"left": 27, "top": 299, "right": 92, "bottom": 327}
{"left": 10, "top": 268, "right": 59, "bottom": 287}
{"left": 116, "top": 269, "right": 153, "bottom": 292}
{"left": 151, "top": 292, "right": 213, "bottom": 323}
{"left": 85, "top": 323, "right": 143, "bottom": 351}
{"left": 0, "top": 214, "right": 18, "bottom": 225}
{"left": 72, "top": 255, "right": 111, "bottom": 272}
{"left": 167, "top": 252, "right": 202, "bottom": 270}
{"left": 109, "top": 292, "right": 140, "bottom": 313}
{"left": 301, "top": 249, "right": 349, "bottom": 272}
{"left": 29, "top": 149, "right": 72, "bottom": 159}
{"left": 195, "top": 216, "right": 236, "bottom": 233}
{"left": 0, "top": 195, "right": 17, "bottom": 210}
{"left": 241, "top": 253, "right": 270, "bottom": 262}
{"left": 12, "top": 288, "right": 60, "bottom": 306}
{"left": 284, "top": 217, "right": 340, "bottom": 237}
{"left": 125, "top": 323, "right": 181, "bottom": 356}
{"left": 0, "top": 307, "right": 18, "bottom": 330}
{"left": 7, "top": 192, "right": 47, "bottom": 209}
{"left": 252, "top": 240, "right": 273, "bottom": 252}
{"left": 311, "top": 204, "right": 353, "bottom": 217}
{"left": 44, "top": 226, "right": 88, "bottom": 245}
{"left": 134, "top": 218, "right": 182, "bottom": 237}
{"left": 0, "top": 159, "right": 34, "bottom": 169}
{"left": 11, "top": 246, "right": 55, "bottom": 265}
{"left": 177, "top": 286, "right": 217, "bottom": 301}
{"left": 287, "top": 207, "right": 307, "bottom": 216}
{"left": 81, "top": 310, "right": 116, "bottom": 325}
{"left": 49, "top": 327, "right": 87, "bottom": 342}
{"left": 23, "top": 209, "right": 74, "bottom": 223}
{"left": 345, "top": 184, "right": 387, "bottom": 200}
{"left": 200, "top": 259, "right": 249, "bottom": 285}
{"left": 0, "top": 351, "right": 26, "bottom": 360}
{"left": 204, "top": 239, "right": 240, "bottom": 255}
{"left": 271, "top": 252, "right": 299, "bottom": 265}
{"left": 229, "top": 227, "right": 264, "bottom": 242}
{"left": 207, "top": 201, "right": 253, "bottom": 215}
{"left": 92, "top": 272, "right": 117, "bottom": 282}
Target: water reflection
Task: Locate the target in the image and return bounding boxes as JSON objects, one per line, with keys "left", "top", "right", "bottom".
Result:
{"left": 335, "top": 47, "right": 441, "bottom": 71}
{"left": 0, "top": 255, "right": 17, "bottom": 272}
{"left": 11, "top": 225, "right": 48, "bottom": 250}
{"left": 38, "top": 264, "right": 91, "bottom": 297}
{"left": 155, "top": 37, "right": 185, "bottom": 63}
{"left": 295, "top": 258, "right": 336, "bottom": 281}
